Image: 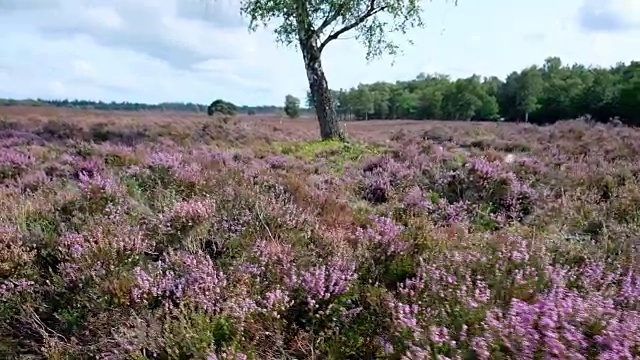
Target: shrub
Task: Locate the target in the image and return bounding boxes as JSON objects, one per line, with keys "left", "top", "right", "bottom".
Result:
{"left": 2, "top": 117, "right": 640, "bottom": 358}
{"left": 207, "top": 99, "right": 238, "bottom": 116}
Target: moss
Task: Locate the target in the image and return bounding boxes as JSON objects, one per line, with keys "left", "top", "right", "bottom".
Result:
{"left": 273, "top": 139, "right": 385, "bottom": 173}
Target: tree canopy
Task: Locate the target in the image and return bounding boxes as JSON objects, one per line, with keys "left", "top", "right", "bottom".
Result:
{"left": 207, "top": 99, "right": 238, "bottom": 116}
{"left": 284, "top": 94, "right": 301, "bottom": 118}
{"left": 307, "top": 57, "right": 640, "bottom": 125}
{"left": 3, "top": 57, "right": 639, "bottom": 126}
{"left": 241, "top": 0, "right": 436, "bottom": 60}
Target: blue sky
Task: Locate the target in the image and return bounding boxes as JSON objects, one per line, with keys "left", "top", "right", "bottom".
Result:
{"left": 0, "top": 0, "right": 638, "bottom": 106}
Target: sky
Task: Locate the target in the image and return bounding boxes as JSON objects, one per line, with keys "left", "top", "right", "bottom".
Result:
{"left": 0, "top": 0, "right": 639, "bottom": 106}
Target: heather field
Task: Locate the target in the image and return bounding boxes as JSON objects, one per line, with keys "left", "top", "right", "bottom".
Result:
{"left": 2, "top": 107, "right": 640, "bottom": 359}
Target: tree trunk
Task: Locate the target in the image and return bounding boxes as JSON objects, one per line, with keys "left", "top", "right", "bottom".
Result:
{"left": 299, "top": 39, "right": 345, "bottom": 141}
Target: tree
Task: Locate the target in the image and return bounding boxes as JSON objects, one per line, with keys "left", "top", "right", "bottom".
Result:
{"left": 441, "top": 79, "right": 482, "bottom": 120}
{"left": 397, "top": 90, "right": 419, "bottom": 118}
{"left": 352, "top": 85, "right": 375, "bottom": 120}
{"left": 207, "top": 99, "right": 238, "bottom": 116}
{"left": 617, "top": 62, "right": 640, "bottom": 125}
{"left": 6, "top": 56, "right": 640, "bottom": 126}
{"left": 284, "top": 94, "right": 301, "bottom": 118}
{"left": 305, "top": 90, "right": 315, "bottom": 109}
{"left": 515, "top": 66, "right": 543, "bottom": 122}
{"left": 225, "top": 0, "right": 457, "bottom": 141}
{"left": 476, "top": 94, "right": 500, "bottom": 120}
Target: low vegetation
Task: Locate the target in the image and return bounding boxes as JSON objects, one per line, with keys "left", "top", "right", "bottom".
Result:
{"left": 1, "top": 108, "right": 639, "bottom": 359}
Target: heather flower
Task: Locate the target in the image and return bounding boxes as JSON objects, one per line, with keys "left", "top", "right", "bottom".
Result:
{"left": 59, "top": 153, "right": 80, "bottom": 165}
{"left": 264, "top": 154, "right": 289, "bottom": 169}
{"left": 436, "top": 199, "right": 471, "bottom": 226}
{"left": 362, "top": 155, "right": 417, "bottom": 183}
{"left": 225, "top": 297, "right": 259, "bottom": 320}
{"left": 252, "top": 239, "right": 294, "bottom": 266}
{"left": 388, "top": 299, "right": 421, "bottom": 336}
{"left": 356, "top": 215, "right": 408, "bottom": 256}
{"left": 18, "top": 169, "right": 51, "bottom": 192}
{"left": 261, "top": 288, "right": 292, "bottom": 314}
{"left": 0, "top": 149, "right": 35, "bottom": 178}
{"left": 173, "top": 162, "right": 205, "bottom": 184}
{"left": 401, "top": 344, "right": 430, "bottom": 359}
{"left": 361, "top": 174, "right": 390, "bottom": 204}
{"left": 59, "top": 228, "right": 147, "bottom": 259}
{"left": 0, "top": 225, "right": 34, "bottom": 278}
{"left": 160, "top": 197, "right": 215, "bottom": 232}
{"left": 0, "top": 149, "right": 36, "bottom": 168}
{"left": 402, "top": 186, "right": 434, "bottom": 212}
{"left": 201, "top": 148, "right": 235, "bottom": 167}
{"left": 73, "top": 157, "right": 104, "bottom": 178}
{"left": 57, "top": 227, "right": 147, "bottom": 284}
{"left": 377, "top": 336, "right": 395, "bottom": 355}
{"left": 290, "top": 258, "right": 357, "bottom": 309}
{"left": 0, "top": 279, "right": 35, "bottom": 300}
{"left": 145, "top": 151, "right": 183, "bottom": 169}
{"left": 249, "top": 239, "right": 296, "bottom": 283}
{"left": 470, "top": 337, "right": 490, "bottom": 360}
{"left": 431, "top": 155, "right": 537, "bottom": 223}
{"left": 428, "top": 326, "right": 450, "bottom": 345}
{"left": 59, "top": 232, "right": 88, "bottom": 258}
{"left": 124, "top": 164, "right": 149, "bottom": 176}
{"left": 77, "top": 170, "right": 121, "bottom": 196}
{"left": 5, "top": 117, "right": 640, "bottom": 359}
{"left": 131, "top": 252, "right": 227, "bottom": 313}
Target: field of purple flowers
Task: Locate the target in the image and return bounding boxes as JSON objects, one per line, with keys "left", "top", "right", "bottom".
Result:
{"left": 1, "top": 109, "right": 640, "bottom": 359}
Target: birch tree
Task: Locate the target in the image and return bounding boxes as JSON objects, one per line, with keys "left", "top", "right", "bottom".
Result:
{"left": 223, "top": 0, "right": 458, "bottom": 140}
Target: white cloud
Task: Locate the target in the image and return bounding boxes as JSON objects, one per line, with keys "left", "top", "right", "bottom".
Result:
{"left": 49, "top": 81, "right": 67, "bottom": 97}
{"left": 0, "top": 0, "right": 639, "bottom": 105}
{"left": 71, "top": 60, "right": 98, "bottom": 79}
{"left": 84, "top": 6, "right": 125, "bottom": 30}
{"left": 579, "top": 0, "right": 640, "bottom": 32}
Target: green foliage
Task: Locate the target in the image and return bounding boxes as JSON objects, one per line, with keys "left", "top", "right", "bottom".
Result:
{"left": 284, "top": 94, "right": 301, "bottom": 118}
{"left": 240, "top": 0, "right": 441, "bottom": 60}
{"left": 207, "top": 99, "right": 238, "bottom": 116}
{"left": 515, "top": 66, "right": 544, "bottom": 121}
{"left": 163, "top": 309, "right": 240, "bottom": 359}
{"left": 4, "top": 57, "right": 639, "bottom": 125}
{"left": 299, "top": 58, "right": 640, "bottom": 124}
{"left": 276, "top": 139, "right": 382, "bottom": 159}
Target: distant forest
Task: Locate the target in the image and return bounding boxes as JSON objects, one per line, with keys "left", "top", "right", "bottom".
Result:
{"left": 305, "top": 57, "right": 640, "bottom": 125}
{"left": 0, "top": 97, "right": 285, "bottom": 115}
{"left": 2, "top": 57, "right": 639, "bottom": 125}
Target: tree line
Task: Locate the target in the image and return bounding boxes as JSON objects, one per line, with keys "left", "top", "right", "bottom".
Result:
{"left": 307, "top": 57, "right": 640, "bottom": 125}
{"left": 2, "top": 56, "right": 638, "bottom": 126}
{"left": 0, "top": 98, "right": 284, "bottom": 115}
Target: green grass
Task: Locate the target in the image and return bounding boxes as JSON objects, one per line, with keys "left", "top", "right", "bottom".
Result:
{"left": 273, "top": 139, "right": 385, "bottom": 173}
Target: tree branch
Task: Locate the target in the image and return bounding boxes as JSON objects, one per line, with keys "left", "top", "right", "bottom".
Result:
{"left": 317, "top": 3, "right": 347, "bottom": 35}
{"left": 318, "top": 0, "right": 386, "bottom": 53}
